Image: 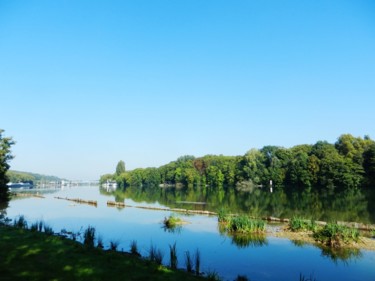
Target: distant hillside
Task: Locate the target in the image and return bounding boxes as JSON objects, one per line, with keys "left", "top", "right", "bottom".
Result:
{"left": 6, "top": 170, "right": 65, "bottom": 184}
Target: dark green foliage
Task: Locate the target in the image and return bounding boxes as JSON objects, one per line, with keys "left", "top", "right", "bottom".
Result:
{"left": 101, "top": 134, "right": 375, "bottom": 197}
{"left": 83, "top": 226, "right": 96, "bottom": 248}
{"left": 0, "top": 130, "right": 14, "bottom": 202}
{"left": 206, "top": 270, "right": 221, "bottom": 281}
{"left": 97, "top": 236, "right": 104, "bottom": 249}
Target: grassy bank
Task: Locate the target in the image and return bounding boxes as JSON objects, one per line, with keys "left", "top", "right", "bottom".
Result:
{"left": 0, "top": 225, "right": 205, "bottom": 281}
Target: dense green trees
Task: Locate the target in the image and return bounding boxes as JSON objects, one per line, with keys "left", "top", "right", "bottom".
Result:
{"left": 0, "top": 130, "right": 14, "bottom": 201}
{"left": 100, "top": 134, "right": 375, "bottom": 193}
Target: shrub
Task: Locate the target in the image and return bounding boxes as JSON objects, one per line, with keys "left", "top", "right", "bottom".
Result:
{"left": 164, "top": 215, "right": 183, "bottom": 228}
{"left": 110, "top": 240, "right": 119, "bottom": 251}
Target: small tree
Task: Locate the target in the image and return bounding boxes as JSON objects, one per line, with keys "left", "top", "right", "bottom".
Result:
{"left": 0, "top": 130, "right": 15, "bottom": 201}
{"left": 116, "top": 160, "right": 126, "bottom": 176}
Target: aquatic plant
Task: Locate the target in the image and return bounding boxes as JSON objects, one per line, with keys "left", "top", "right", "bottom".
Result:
{"left": 13, "top": 215, "right": 27, "bottom": 229}
{"left": 227, "top": 216, "right": 266, "bottom": 233}
{"left": 194, "top": 248, "right": 201, "bottom": 276}
{"left": 313, "top": 223, "right": 359, "bottom": 247}
{"left": 148, "top": 243, "right": 163, "bottom": 264}
{"left": 164, "top": 215, "right": 183, "bottom": 228}
{"left": 83, "top": 226, "right": 96, "bottom": 248}
{"left": 185, "top": 251, "right": 193, "bottom": 273}
{"left": 289, "top": 217, "right": 317, "bottom": 232}
{"left": 217, "top": 208, "right": 230, "bottom": 223}
{"left": 130, "top": 240, "right": 140, "bottom": 256}
{"left": 169, "top": 242, "right": 178, "bottom": 269}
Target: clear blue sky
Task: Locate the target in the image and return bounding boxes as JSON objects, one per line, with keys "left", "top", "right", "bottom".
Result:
{"left": 1, "top": 0, "right": 374, "bottom": 180}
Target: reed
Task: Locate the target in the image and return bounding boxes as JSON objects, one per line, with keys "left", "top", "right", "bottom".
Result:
{"left": 169, "top": 242, "right": 178, "bottom": 269}
{"left": 217, "top": 208, "right": 230, "bottom": 223}
{"left": 43, "top": 224, "right": 54, "bottom": 235}
{"left": 194, "top": 248, "right": 201, "bottom": 276}
{"left": 83, "top": 226, "right": 96, "bottom": 248}
{"left": 110, "top": 240, "right": 119, "bottom": 251}
{"left": 185, "top": 251, "right": 193, "bottom": 273}
{"left": 13, "top": 215, "right": 27, "bottom": 229}
{"left": 130, "top": 240, "right": 140, "bottom": 256}
{"left": 289, "top": 217, "right": 317, "bottom": 232}
{"left": 97, "top": 236, "right": 104, "bottom": 249}
{"left": 227, "top": 216, "right": 266, "bottom": 233}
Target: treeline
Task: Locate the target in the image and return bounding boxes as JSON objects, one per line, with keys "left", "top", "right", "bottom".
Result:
{"left": 100, "top": 134, "right": 375, "bottom": 193}
{"left": 6, "top": 170, "right": 63, "bottom": 185}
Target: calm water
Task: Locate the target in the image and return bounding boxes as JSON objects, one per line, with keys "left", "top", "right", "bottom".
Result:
{"left": 4, "top": 186, "right": 375, "bottom": 281}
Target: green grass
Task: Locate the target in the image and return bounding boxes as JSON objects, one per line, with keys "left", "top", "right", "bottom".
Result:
{"left": 313, "top": 222, "right": 359, "bottom": 247}
{"left": 289, "top": 217, "right": 317, "bottom": 232}
{"left": 0, "top": 225, "right": 206, "bottom": 281}
{"left": 227, "top": 216, "right": 266, "bottom": 233}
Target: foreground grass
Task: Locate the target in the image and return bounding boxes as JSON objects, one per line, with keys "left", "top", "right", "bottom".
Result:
{"left": 0, "top": 225, "right": 205, "bottom": 281}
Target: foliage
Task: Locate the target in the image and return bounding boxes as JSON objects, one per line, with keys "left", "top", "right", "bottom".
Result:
{"left": 195, "top": 248, "right": 201, "bottom": 276}
{"left": 101, "top": 134, "right": 375, "bottom": 196}
{"left": 115, "top": 160, "right": 126, "bottom": 176}
{"left": 0, "top": 130, "right": 15, "bottom": 201}
{"left": 313, "top": 223, "right": 359, "bottom": 247}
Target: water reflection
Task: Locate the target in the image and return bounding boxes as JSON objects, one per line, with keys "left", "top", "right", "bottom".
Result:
{"left": 230, "top": 233, "right": 268, "bottom": 248}
{"left": 103, "top": 186, "right": 375, "bottom": 224}
{"left": 320, "top": 246, "right": 362, "bottom": 263}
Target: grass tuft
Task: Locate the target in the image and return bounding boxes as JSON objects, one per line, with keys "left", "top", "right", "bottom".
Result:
{"left": 313, "top": 222, "right": 359, "bottom": 247}
{"left": 83, "top": 226, "right": 96, "bottom": 248}
{"left": 169, "top": 242, "right": 178, "bottom": 269}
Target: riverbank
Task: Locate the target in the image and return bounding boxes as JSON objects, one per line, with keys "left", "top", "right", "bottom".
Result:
{"left": 0, "top": 225, "right": 205, "bottom": 281}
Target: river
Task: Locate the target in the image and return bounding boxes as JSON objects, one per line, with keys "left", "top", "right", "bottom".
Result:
{"left": 3, "top": 185, "right": 375, "bottom": 281}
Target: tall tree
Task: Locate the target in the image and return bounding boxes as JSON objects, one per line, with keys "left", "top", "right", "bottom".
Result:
{"left": 115, "top": 160, "right": 126, "bottom": 176}
{"left": 0, "top": 130, "right": 15, "bottom": 201}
